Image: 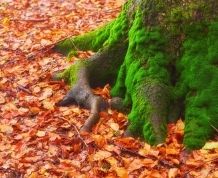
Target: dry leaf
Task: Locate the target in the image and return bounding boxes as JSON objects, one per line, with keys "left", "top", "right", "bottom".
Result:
{"left": 128, "top": 159, "right": 145, "bottom": 173}
{"left": 29, "top": 107, "right": 40, "bottom": 114}
{"left": 42, "top": 100, "right": 55, "bottom": 110}
{"left": 32, "top": 86, "right": 41, "bottom": 94}
{"left": 36, "top": 130, "right": 46, "bottom": 137}
{"left": 28, "top": 172, "right": 39, "bottom": 178}
{"left": 106, "top": 157, "right": 118, "bottom": 167}
{"left": 115, "top": 167, "right": 128, "bottom": 178}
{"left": 109, "top": 122, "right": 119, "bottom": 131}
{"left": 93, "top": 150, "right": 112, "bottom": 161}
{"left": 39, "top": 88, "right": 53, "bottom": 100}
{"left": 0, "top": 92, "right": 6, "bottom": 104}
{"left": 41, "top": 39, "right": 52, "bottom": 46}
{"left": 2, "top": 17, "right": 10, "bottom": 27}
{"left": 92, "top": 134, "right": 107, "bottom": 148}
{"left": 0, "top": 124, "right": 13, "bottom": 134}
{"left": 168, "top": 168, "right": 179, "bottom": 178}
{"left": 202, "top": 142, "right": 218, "bottom": 150}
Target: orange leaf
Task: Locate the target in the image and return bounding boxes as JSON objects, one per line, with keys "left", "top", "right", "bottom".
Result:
{"left": 93, "top": 150, "right": 112, "bottom": 161}
{"left": 115, "top": 167, "right": 128, "bottom": 178}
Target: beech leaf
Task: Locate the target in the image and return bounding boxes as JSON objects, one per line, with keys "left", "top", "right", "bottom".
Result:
{"left": 93, "top": 150, "right": 112, "bottom": 161}
{"left": 0, "top": 124, "right": 13, "bottom": 134}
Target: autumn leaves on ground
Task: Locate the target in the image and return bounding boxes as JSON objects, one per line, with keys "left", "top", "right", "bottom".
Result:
{"left": 0, "top": 0, "right": 217, "bottom": 177}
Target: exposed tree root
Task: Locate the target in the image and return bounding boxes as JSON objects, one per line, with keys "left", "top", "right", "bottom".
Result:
{"left": 53, "top": 43, "right": 127, "bottom": 131}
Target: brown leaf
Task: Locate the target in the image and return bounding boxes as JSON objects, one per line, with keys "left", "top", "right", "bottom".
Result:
{"left": 115, "top": 167, "right": 128, "bottom": 178}
{"left": 92, "top": 134, "right": 107, "bottom": 148}
{"left": 115, "top": 137, "right": 141, "bottom": 150}
{"left": 128, "top": 159, "right": 145, "bottom": 173}
{"left": 168, "top": 168, "right": 179, "bottom": 178}
{"left": 42, "top": 100, "right": 55, "bottom": 110}
{"left": 0, "top": 124, "right": 13, "bottom": 134}
{"left": 93, "top": 150, "right": 112, "bottom": 161}
{"left": 36, "top": 130, "right": 46, "bottom": 137}
{"left": 39, "top": 88, "right": 53, "bottom": 100}
{"left": 0, "top": 92, "right": 6, "bottom": 104}
{"left": 108, "top": 122, "right": 119, "bottom": 131}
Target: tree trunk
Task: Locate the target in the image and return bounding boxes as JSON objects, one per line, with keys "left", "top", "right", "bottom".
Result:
{"left": 53, "top": 0, "right": 218, "bottom": 149}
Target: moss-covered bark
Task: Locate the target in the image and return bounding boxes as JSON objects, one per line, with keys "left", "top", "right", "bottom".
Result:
{"left": 54, "top": 0, "right": 218, "bottom": 149}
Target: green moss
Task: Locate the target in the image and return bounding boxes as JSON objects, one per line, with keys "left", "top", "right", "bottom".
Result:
{"left": 56, "top": 60, "right": 87, "bottom": 86}
{"left": 54, "top": 21, "right": 113, "bottom": 55}
{"left": 111, "top": 10, "right": 171, "bottom": 145}
{"left": 176, "top": 22, "right": 218, "bottom": 149}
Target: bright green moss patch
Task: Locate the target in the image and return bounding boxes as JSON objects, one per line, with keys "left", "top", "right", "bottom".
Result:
{"left": 176, "top": 22, "right": 218, "bottom": 149}
{"left": 111, "top": 10, "right": 171, "bottom": 144}
{"left": 56, "top": 60, "right": 87, "bottom": 86}
{"left": 54, "top": 21, "right": 114, "bottom": 55}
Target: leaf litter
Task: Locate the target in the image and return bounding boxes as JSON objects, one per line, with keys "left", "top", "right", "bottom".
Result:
{"left": 0, "top": 0, "right": 218, "bottom": 177}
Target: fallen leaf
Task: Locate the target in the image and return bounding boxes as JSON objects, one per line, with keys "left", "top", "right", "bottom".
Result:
{"left": 202, "top": 142, "right": 218, "bottom": 150}
{"left": 109, "top": 122, "right": 119, "bottom": 131}
{"left": 2, "top": 17, "right": 10, "bottom": 27}
{"left": 28, "top": 172, "right": 39, "bottom": 178}
{"left": 92, "top": 134, "right": 107, "bottom": 148}
{"left": 115, "top": 167, "right": 128, "bottom": 178}
{"left": 29, "top": 107, "right": 40, "bottom": 114}
{"left": 41, "top": 39, "right": 52, "bottom": 46}
{"left": 0, "top": 92, "right": 6, "bottom": 104}
{"left": 166, "top": 148, "right": 180, "bottom": 155}
{"left": 39, "top": 88, "right": 53, "bottom": 100}
{"left": 18, "top": 107, "right": 29, "bottom": 115}
{"left": 17, "top": 78, "right": 29, "bottom": 87}
{"left": 48, "top": 145, "right": 59, "bottom": 157}
{"left": 128, "top": 159, "right": 145, "bottom": 173}
{"left": 42, "top": 100, "right": 55, "bottom": 110}
{"left": 93, "top": 150, "right": 112, "bottom": 161}
{"left": 36, "top": 130, "right": 46, "bottom": 137}
{"left": 168, "top": 168, "right": 179, "bottom": 178}
{"left": 0, "top": 124, "right": 13, "bottom": 134}
{"left": 32, "top": 86, "right": 41, "bottom": 94}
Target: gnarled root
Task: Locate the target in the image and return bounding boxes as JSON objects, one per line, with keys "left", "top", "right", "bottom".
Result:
{"left": 55, "top": 68, "right": 108, "bottom": 132}
{"left": 53, "top": 43, "right": 127, "bottom": 132}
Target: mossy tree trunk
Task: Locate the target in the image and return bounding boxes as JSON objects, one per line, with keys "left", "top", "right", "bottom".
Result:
{"left": 53, "top": 0, "right": 218, "bottom": 149}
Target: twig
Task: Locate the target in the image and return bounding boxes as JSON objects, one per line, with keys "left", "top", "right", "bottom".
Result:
{"left": 26, "top": 35, "right": 73, "bottom": 60}
{"left": 17, "top": 85, "right": 32, "bottom": 95}
{"left": 11, "top": 18, "right": 49, "bottom": 22}
{"left": 113, "top": 142, "right": 157, "bottom": 160}
{"left": 210, "top": 124, "right": 218, "bottom": 133}
{"left": 27, "top": 43, "right": 56, "bottom": 60}
{"left": 72, "top": 124, "right": 88, "bottom": 148}
{"left": 60, "top": 117, "right": 88, "bottom": 148}
{"left": 0, "top": 167, "right": 21, "bottom": 176}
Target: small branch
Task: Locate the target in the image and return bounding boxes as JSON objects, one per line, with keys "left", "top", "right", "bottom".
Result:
{"left": 113, "top": 142, "right": 157, "bottom": 160}
{"left": 72, "top": 124, "right": 88, "bottom": 148}
{"left": 27, "top": 43, "right": 56, "bottom": 60}
{"left": 17, "top": 85, "right": 32, "bottom": 95}
{"left": 0, "top": 167, "right": 21, "bottom": 176}
{"left": 27, "top": 35, "right": 73, "bottom": 60}
{"left": 210, "top": 124, "right": 218, "bottom": 133}
{"left": 11, "top": 18, "right": 49, "bottom": 22}
{"left": 60, "top": 117, "right": 88, "bottom": 148}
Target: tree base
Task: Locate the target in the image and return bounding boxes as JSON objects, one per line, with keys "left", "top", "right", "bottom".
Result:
{"left": 53, "top": 0, "right": 218, "bottom": 149}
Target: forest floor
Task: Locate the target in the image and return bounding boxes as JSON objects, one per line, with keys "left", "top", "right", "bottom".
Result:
{"left": 0, "top": 0, "right": 218, "bottom": 177}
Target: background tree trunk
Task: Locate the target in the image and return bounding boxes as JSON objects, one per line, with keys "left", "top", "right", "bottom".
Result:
{"left": 54, "top": 0, "right": 218, "bottom": 149}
